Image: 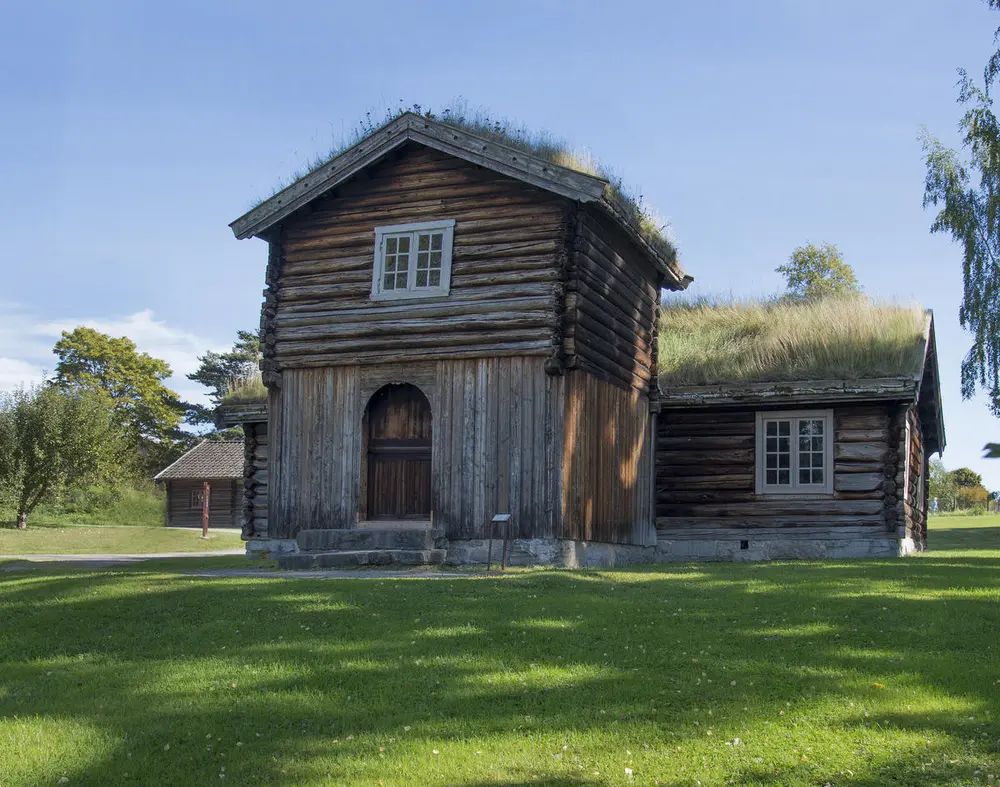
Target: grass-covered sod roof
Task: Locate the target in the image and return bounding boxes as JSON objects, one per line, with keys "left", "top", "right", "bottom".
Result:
{"left": 253, "top": 100, "right": 678, "bottom": 266}
{"left": 657, "top": 298, "right": 929, "bottom": 388}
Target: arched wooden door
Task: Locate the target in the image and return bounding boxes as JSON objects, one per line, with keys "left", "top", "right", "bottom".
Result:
{"left": 366, "top": 384, "right": 432, "bottom": 520}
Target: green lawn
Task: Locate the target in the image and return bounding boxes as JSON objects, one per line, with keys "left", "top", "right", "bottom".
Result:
{"left": 0, "top": 523, "right": 244, "bottom": 555}
{"left": 0, "top": 520, "right": 997, "bottom": 785}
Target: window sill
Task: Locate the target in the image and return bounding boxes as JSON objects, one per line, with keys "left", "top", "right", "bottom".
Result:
{"left": 370, "top": 288, "right": 451, "bottom": 302}
{"left": 755, "top": 492, "right": 835, "bottom": 500}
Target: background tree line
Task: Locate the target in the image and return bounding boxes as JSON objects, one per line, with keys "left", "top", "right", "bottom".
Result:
{"left": 0, "top": 327, "right": 259, "bottom": 528}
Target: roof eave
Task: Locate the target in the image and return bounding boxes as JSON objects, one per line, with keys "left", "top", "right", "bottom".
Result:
{"left": 656, "top": 376, "right": 921, "bottom": 409}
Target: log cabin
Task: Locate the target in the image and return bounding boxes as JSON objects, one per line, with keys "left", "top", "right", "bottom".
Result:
{"left": 654, "top": 300, "right": 945, "bottom": 559}
{"left": 221, "top": 111, "right": 944, "bottom": 566}
{"left": 154, "top": 440, "right": 243, "bottom": 528}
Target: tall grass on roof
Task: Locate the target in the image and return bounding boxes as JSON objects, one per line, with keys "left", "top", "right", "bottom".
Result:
{"left": 254, "top": 99, "right": 677, "bottom": 264}
{"left": 657, "top": 297, "right": 927, "bottom": 388}
{"left": 220, "top": 372, "right": 266, "bottom": 406}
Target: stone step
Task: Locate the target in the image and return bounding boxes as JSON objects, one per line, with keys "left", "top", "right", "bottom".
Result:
{"left": 277, "top": 549, "right": 448, "bottom": 570}
{"left": 296, "top": 528, "right": 446, "bottom": 552}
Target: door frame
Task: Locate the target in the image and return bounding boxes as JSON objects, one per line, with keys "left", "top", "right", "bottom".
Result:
{"left": 359, "top": 381, "right": 433, "bottom": 523}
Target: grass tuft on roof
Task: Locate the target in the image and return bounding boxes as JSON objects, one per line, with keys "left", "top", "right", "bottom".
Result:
{"left": 254, "top": 99, "right": 677, "bottom": 264}
{"left": 220, "top": 372, "right": 267, "bottom": 406}
{"left": 657, "top": 297, "right": 928, "bottom": 388}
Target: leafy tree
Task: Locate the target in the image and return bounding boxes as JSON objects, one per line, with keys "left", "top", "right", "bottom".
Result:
{"left": 51, "top": 327, "right": 188, "bottom": 471}
{"left": 775, "top": 243, "right": 861, "bottom": 301}
{"left": 951, "top": 466, "right": 984, "bottom": 487}
{"left": 956, "top": 484, "right": 990, "bottom": 511}
{"left": 186, "top": 330, "right": 261, "bottom": 425}
{"left": 0, "top": 386, "right": 127, "bottom": 528}
{"left": 986, "top": 442, "right": 1000, "bottom": 457}
{"left": 922, "top": 0, "right": 1000, "bottom": 414}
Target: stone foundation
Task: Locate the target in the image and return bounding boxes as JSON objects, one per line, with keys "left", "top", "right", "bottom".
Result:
{"left": 446, "top": 535, "right": 918, "bottom": 567}
{"left": 249, "top": 534, "right": 920, "bottom": 566}
{"left": 245, "top": 537, "right": 298, "bottom": 557}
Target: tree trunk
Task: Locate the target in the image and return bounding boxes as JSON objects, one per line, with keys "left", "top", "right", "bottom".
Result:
{"left": 16, "top": 511, "right": 26, "bottom": 529}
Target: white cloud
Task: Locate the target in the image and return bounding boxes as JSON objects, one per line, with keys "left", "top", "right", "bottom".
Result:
{"left": 0, "top": 307, "right": 226, "bottom": 405}
{"left": 0, "top": 358, "right": 46, "bottom": 389}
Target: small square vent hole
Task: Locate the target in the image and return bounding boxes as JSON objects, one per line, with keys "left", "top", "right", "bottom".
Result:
{"left": 740, "top": 540, "right": 749, "bottom": 550}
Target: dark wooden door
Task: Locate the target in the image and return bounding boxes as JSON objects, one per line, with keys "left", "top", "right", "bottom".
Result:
{"left": 367, "top": 384, "right": 432, "bottom": 519}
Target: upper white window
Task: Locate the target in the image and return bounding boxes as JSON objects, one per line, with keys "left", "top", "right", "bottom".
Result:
{"left": 755, "top": 410, "right": 834, "bottom": 495}
{"left": 371, "top": 219, "right": 455, "bottom": 300}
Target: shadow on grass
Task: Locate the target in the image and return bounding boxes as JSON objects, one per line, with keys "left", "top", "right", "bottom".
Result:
{"left": 2, "top": 546, "right": 999, "bottom": 786}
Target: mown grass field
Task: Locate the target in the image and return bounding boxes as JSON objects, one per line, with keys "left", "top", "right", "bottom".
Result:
{"left": 0, "top": 517, "right": 997, "bottom": 786}
{"left": 0, "top": 523, "right": 244, "bottom": 556}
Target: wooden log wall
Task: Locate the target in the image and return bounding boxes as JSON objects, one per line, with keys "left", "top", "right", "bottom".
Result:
{"left": 562, "top": 370, "right": 654, "bottom": 545}
{"left": 166, "top": 479, "right": 238, "bottom": 528}
{"left": 241, "top": 422, "right": 268, "bottom": 539}
{"left": 566, "top": 209, "right": 663, "bottom": 393}
{"left": 655, "top": 404, "right": 893, "bottom": 537}
{"left": 269, "top": 145, "right": 571, "bottom": 371}
{"left": 897, "top": 404, "right": 927, "bottom": 544}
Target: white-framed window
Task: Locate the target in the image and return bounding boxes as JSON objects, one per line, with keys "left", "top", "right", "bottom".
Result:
{"left": 755, "top": 410, "right": 834, "bottom": 495}
{"left": 371, "top": 219, "right": 455, "bottom": 300}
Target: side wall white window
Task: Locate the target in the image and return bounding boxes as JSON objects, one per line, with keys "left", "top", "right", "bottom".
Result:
{"left": 755, "top": 410, "right": 834, "bottom": 495}
{"left": 372, "top": 219, "right": 455, "bottom": 301}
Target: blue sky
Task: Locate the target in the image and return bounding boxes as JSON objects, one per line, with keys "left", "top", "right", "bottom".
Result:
{"left": 1, "top": 0, "right": 998, "bottom": 487}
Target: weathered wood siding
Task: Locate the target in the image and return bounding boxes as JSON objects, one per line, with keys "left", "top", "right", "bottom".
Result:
{"left": 268, "top": 359, "right": 566, "bottom": 540}
{"left": 898, "top": 404, "right": 927, "bottom": 544}
{"left": 241, "top": 422, "right": 268, "bottom": 539}
{"left": 656, "top": 405, "right": 893, "bottom": 537}
{"left": 166, "top": 479, "right": 238, "bottom": 528}
{"left": 566, "top": 208, "right": 662, "bottom": 393}
{"left": 268, "top": 145, "right": 570, "bottom": 371}
{"left": 562, "top": 370, "right": 654, "bottom": 544}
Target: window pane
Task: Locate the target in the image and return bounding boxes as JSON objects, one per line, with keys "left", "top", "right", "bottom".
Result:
{"left": 778, "top": 454, "right": 789, "bottom": 469}
{"left": 418, "top": 233, "right": 430, "bottom": 251}
{"left": 416, "top": 251, "right": 429, "bottom": 270}
{"left": 778, "top": 422, "right": 790, "bottom": 436}
{"left": 796, "top": 418, "right": 825, "bottom": 486}
{"left": 778, "top": 437, "right": 789, "bottom": 453}
{"left": 778, "top": 470, "right": 790, "bottom": 484}
{"left": 429, "top": 270, "right": 440, "bottom": 287}
{"left": 415, "top": 270, "right": 428, "bottom": 287}
{"left": 766, "top": 469, "right": 777, "bottom": 484}
{"left": 429, "top": 251, "right": 442, "bottom": 269}
{"left": 430, "top": 233, "right": 443, "bottom": 251}
{"left": 766, "top": 454, "right": 777, "bottom": 469}
{"left": 766, "top": 437, "right": 777, "bottom": 452}
{"left": 383, "top": 273, "right": 395, "bottom": 290}
{"left": 766, "top": 422, "right": 777, "bottom": 437}
{"left": 395, "top": 272, "right": 407, "bottom": 288}
{"left": 385, "top": 237, "right": 397, "bottom": 254}
{"left": 398, "top": 236, "right": 410, "bottom": 252}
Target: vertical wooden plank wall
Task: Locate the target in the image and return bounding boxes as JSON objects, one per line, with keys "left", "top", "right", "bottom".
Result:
{"left": 432, "top": 357, "right": 564, "bottom": 540}
{"left": 269, "top": 367, "right": 362, "bottom": 537}
{"left": 562, "top": 370, "right": 654, "bottom": 545}
{"left": 267, "top": 358, "right": 565, "bottom": 541}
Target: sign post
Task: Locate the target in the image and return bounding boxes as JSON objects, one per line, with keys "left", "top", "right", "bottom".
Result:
{"left": 201, "top": 481, "right": 210, "bottom": 538}
{"left": 487, "top": 513, "right": 512, "bottom": 572}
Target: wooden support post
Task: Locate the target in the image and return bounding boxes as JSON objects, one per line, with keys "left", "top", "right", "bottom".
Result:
{"left": 202, "top": 481, "right": 210, "bottom": 538}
